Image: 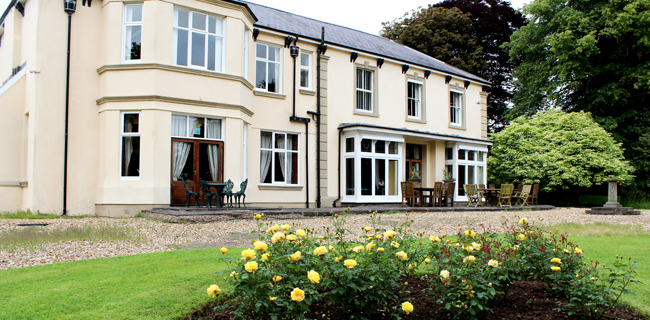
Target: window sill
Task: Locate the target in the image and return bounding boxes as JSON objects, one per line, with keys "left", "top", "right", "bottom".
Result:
{"left": 254, "top": 90, "right": 286, "bottom": 100}
{"left": 258, "top": 185, "right": 303, "bottom": 191}
{"left": 449, "top": 124, "right": 466, "bottom": 130}
{"left": 353, "top": 109, "right": 379, "bottom": 118}
{"left": 406, "top": 117, "right": 426, "bottom": 124}
{"left": 299, "top": 89, "right": 315, "bottom": 96}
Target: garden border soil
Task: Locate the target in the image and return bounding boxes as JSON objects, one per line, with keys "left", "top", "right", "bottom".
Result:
{"left": 184, "top": 276, "right": 645, "bottom": 320}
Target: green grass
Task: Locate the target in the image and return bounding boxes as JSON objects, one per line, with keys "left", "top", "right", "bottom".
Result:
{"left": 0, "top": 248, "right": 241, "bottom": 319}
{"left": 0, "top": 210, "right": 61, "bottom": 219}
{"left": 0, "top": 225, "right": 139, "bottom": 251}
{"left": 622, "top": 198, "right": 650, "bottom": 209}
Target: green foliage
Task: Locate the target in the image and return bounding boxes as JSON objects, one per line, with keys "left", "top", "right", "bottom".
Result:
{"left": 504, "top": 0, "right": 650, "bottom": 198}
{"left": 0, "top": 210, "right": 60, "bottom": 219}
{"left": 488, "top": 110, "right": 633, "bottom": 192}
{"left": 380, "top": 6, "right": 486, "bottom": 76}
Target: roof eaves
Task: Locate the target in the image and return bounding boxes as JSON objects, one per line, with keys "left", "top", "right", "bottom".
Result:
{"left": 221, "top": 0, "right": 258, "bottom": 22}
{"left": 1, "top": 0, "right": 17, "bottom": 27}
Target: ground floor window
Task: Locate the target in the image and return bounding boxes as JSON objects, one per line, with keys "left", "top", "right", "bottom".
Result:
{"left": 445, "top": 144, "right": 487, "bottom": 198}
{"left": 405, "top": 143, "right": 422, "bottom": 180}
{"left": 260, "top": 131, "right": 299, "bottom": 185}
{"left": 344, "top": 136, "right": 401, "bottom": 201}
{"left": 121, "top": 112, "right": 140, "bottom": 177}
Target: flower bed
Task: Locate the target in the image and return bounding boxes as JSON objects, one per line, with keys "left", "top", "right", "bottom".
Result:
{"left": 199, "top": 212, "right": 641, "bottom": 320}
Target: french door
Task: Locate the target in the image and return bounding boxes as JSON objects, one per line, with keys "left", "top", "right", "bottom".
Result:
{"left": 170, "top": 138, "right": 223, "bottom": 205}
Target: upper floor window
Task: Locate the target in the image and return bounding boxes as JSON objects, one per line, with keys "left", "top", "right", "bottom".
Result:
{"left": 123, "top": 4, "right": 142, "bottom": 62}
{"left": 173, "top": 8, "right": 224, "bottom": 72}
{"left": 300, "top": 52, "right": 311, "bottom": 89}
{"left": 407, "top": 81, "right": 422, "bottom": 118}
{"left": 356, "top": 68, "right": 373, "bottom": 111}
{"left": 256, "top": 43, "right": 281, "bottom": 93}
{"left": 450, "top": 91, "right": 462, "bottom": 126}
{"left": 121, "top": 113, "right": 140, "bottom": 177}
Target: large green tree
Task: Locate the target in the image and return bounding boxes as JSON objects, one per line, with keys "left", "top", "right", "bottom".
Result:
{"left": 488, "top": 110, "right": 633, "bottom": 192}
{"left": 381, "top": 1, "right": 525, "bottom": 131}
{"left": 505, "top": 0, "right": 650, "bottom": 197}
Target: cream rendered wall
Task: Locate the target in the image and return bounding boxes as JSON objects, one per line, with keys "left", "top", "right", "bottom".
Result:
{"left": 0, "top": 75, "right": 25, "bottom": 211}
{"left": 0, "top": 7, "right": 16, "bottom": 81}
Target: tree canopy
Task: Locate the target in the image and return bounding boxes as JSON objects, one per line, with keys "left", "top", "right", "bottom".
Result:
{"left": 381, "top": 0, "right": 525, "bottom": 131}
{"left": 488, "top": 110, "right": 633, "bottom": 192}
{"left": 504, "top": 0, "right": 650, "bottom": 197}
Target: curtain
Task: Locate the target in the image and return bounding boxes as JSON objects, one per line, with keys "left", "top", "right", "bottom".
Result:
{"left": 207, "top": 144, "right": 219, "bottom": 181}
{"left": 172, "top": 141, "right": 191, "bottom": 181}
{"left": 277, "top": 135, "right": 286, "bottom": 182}
{"left": 286, "top": 135, "right": 293, "bottom": 184}
{"left": 172, "top": 114, "right": 187, "bottom": 137}
{"left": 260, "top": 133, "right": 272, "bottom": 183}
{"left": 206, "top": 119, "right": 221, "bottom": 139}
{"left": 189, "top": 117, "right": 199, "bottom": 136}
{"left": 123, "top": 137, "right": 133, "bottom": 175}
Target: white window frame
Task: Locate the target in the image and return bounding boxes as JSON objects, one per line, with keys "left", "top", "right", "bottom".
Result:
{"left": 356, "top": 68, "right": 373, "bottom": 112}
{"left": 450, "top": 90, "right": 463, "bottom": 126}
{"left": 255, "top": 43, "right": 282, "bottom": 93}
{"left": 172, "top": 7, "right": 225, "bottom": 72}
{"left": 171, "top": 113, "right": 224, "bottom": 141}
{"left": 260, "top": 131, "right": 300, "bottom": 185}
{"left": 122, "top": 3, "right": 143, "bottom": 63}
{"left": 342, "top": 132, "right": 403, "bottom": 203}
{"left": 120, "top": 112, "right": 141, "bottom": 179}
{"left": 445, "top": 143, "right": 488, "bottom": 202}
{"left": 407, "top": 80, "right": 422, "bottom": 119}
{"left": 299, "top": 51, "right": 311, "bottom": 89}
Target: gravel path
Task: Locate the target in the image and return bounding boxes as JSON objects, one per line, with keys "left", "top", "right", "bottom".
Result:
{"left": 1, "top": 208, "right": 649, "bottom": 270}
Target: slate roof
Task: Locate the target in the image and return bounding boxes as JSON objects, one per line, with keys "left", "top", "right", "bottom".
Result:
{"left": 245, "top": 2, "right": 489, "bottom": 85}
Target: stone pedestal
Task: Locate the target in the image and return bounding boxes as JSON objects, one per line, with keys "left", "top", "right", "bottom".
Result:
{"left": 603, "top": 178, "right": 622, "bottom": 208}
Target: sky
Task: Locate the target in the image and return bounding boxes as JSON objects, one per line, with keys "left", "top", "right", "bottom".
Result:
{"left": 1, "top": 0, "right": 530, "bottom": 34}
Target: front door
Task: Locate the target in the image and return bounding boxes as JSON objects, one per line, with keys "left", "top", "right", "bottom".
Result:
{"left": 170, "top": 138, "right": 223, "bottom": 205}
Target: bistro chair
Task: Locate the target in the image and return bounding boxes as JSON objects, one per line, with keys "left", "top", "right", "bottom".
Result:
{"left": 199, "top": 178, "right": 218, "bottom": 208}
{"left": 432, "top": 181, "right": 444, "bottom": 207}
{"left": 497, "top": 184, "right": 514, "bottom": 207}
{"left": 181, "top": 177, "right": 200, "bottom": 208}
{"left": 221, "top": 179, "right": 234, "bottom": 207}
{"left": 465, "top": 184, "right": 482, "bottom": 207}
{"left": 400, "top": 181, "right": 419, "bottom": 207}
{"left": 515, "top": 184, "right": 532, "bottom": 206}
{"left": 442, "top": 182, "right": 456, "bottom": 207}
{"left": 233, "top": 179, "right": 248, "bottom": 208}
{"left": 489, "top": 184, "right": 496, "bottom": 189}
{"left": 528, "top": 184, "right": 540, "bottom": 205}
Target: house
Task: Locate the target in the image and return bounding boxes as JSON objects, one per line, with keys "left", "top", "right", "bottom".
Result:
{"left": 0, "top": 0, "right": 491, "bottom": 216}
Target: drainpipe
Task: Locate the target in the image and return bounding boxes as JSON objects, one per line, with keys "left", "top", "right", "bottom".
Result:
{"left": 288, "top": 37, "right": 311, "bottom": 208}
{"left": 314, "top": 27, "right": 326, "bottom": 208}
{"left": 63, "top": 0, "right": 76, "bottom": 216}
{"left": 332, "top": 127, "right": 342, "bottom": 207}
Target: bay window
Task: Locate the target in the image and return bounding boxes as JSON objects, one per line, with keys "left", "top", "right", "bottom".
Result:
{"left": 123, "top": 4, "right": 142, "bottom": 62}
{"left": 173, "top": 8, "right": 224, "bottom": 72}
{"left": 121, "top": 113, "right": 140, "bottom": 177}
{"left": 344, "top": 135, "right": 401, "bottom": 202}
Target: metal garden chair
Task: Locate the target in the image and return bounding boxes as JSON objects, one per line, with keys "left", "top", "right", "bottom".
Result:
{"left": 232, "top": 179, "right": 248, "bottom": 208}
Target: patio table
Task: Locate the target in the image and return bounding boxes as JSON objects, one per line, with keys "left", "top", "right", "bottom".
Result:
{"left": 207, "top": 182, "right": 227, "bottom": 208}
{"left": 414, "top": 187, "right": 436, "bottom": 207}
{"left": 483, "top": 188, "right": 501, "bottom": 206}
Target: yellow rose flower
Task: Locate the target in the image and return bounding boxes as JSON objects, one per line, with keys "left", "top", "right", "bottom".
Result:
{"left": 377, "top": 247, "right": 385, "bottom": 253}
{"left": 519, "top": 217, "right": 528, "bottom": 225}
{"left": 329, "top": 245, "right": 335, "bottom": 251}
{"left": 220, "top": 247, "right": 228, "bottom": 254}
{"left": 408, "top": 263, "right": 416, "bottom": 269}
{"left": 207, "top": 284, "right": 221, "bottom": 297}
{"left": 391, "top": 241, "right": 400, "bottom": 248}
{"left": 464, "top": 230, "right": 477, "bottom": 238}
{"left": 261, "top": 253, "right": 270, "bottom": 262}
{"left": 288, "top": 251, "right": 302, "bottom": 262}
{"left": 429, "top": 235, "right": 441, "bottom": 242}
{"left": 402, "top": 301, "right": 414, "bottom": 314}
{"left": 296, "top": 229, "right": 307, "bottom": 237}
{"left": 364, "top": 226, "right": 371, "bottom": 232}
{"left": 313, "top": 246, "right": 328, "bottom": 256}
{"left": 551, "top": 258, "right": 562, "bottom": 264}
{"left": 575, "top": 247, "right": 583, "bottom": 254}
{"left": 271, "top": 232, "right": 286, "bottom": 244}
{"left": 518, "top": 234, "right": 526, "bottom": 240}
{"left": 244, "top": 261, "right": 258, "bottom": 273}
{"left": 463, "top": 255, "right": 476, "bottom": 263}
{"left": 290, "top": 288, "right": 305, "bottom": 302}
{"left": 551, "top": 266, "right": 561, "bottom": 272}
{"left": 307, "top": 270, "right": 321, "bottom": 284}
{"left": 424, "top": 258, "right": 431, "bottom": 264}
{"left": 463, "top": 245, "right": 474, "bottom": 253}
{"left": 254, "top": 213, "right": 263, "bottom": 220}
{"left": 241, "top": 249, "right": 256, "bottom": 259}
{"left": 254, "top": 241, "right": 268, "bottom": 252}
{"left": 280, "top": 224, "right": 291, "bottom": 232}
{"left": 269, "top": 296, "right": 277, "bottom": 301}
{"left": 273, "top": 275, "right": 283, "bottom": 282}
{"left": 376, "top": 234, "right": 382, "bottom": 239}
{"left": 440, "top": 269, "right": 450, "bottom": 279}
{"left": 563, "top": 249, "right": 570, "bottom": 253}
{"left": 384, "top": 230, "right": 396, "bottom": 239}
{"left": 514, "top": 245, "right": 520, "bottom": 251}
{"left": 366, "top": 242, "right": 376, "bottom": 251}
{"left": 335, "top": 256, "right": 344, "bottom": 262}
{"left": 395, "top": 251, "right": 408, "bottom": 261}
{"left": 344, "top": 259, "right": 357, "bottom": 268}
{"left": 271, "top": 224, "right": 280, "bottom": 232}
{"left": 230, "top": 271, "right": 238, "bottom": 278}
{"left": 287, "top": 234, "right": 297, "bottom": 242}
{"left": 352, "top": 246, "right": 363, "bottom": 253}
{"left": 471, "top": 242, "right": 481, "bottom": 250}
{"left": 446, "top": 239, "right": 452, "bottom": 244}
{"left": 488, "top": 259, "right": 499, "bottom": 268}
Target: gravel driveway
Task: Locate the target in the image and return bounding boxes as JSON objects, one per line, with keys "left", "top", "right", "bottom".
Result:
{"left": 1, "top": 208, "right": 649, "bottom": 270}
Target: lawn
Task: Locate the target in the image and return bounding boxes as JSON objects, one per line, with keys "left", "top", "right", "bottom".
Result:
{"left": 0, "top": 226, "right": 648, "bottom": 319}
